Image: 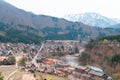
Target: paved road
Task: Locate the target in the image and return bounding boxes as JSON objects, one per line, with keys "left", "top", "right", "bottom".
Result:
{"left": 32, "top": 43, "right": 44, "bottom": 68}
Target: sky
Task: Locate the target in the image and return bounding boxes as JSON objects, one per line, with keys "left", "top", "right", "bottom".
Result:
{"left": 4, "top": 0, "right": 120, "bottom": 18}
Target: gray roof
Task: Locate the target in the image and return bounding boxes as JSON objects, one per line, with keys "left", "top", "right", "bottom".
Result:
{"left": 88, "top": 70, "right": 104, "bottom": 77}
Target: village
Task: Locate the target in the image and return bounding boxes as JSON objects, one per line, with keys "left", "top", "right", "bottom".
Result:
{"left": 0, "top": 42, "right": 40, "bottom": 57}
{"left": 0, "top": 40, "right": 112, "bottom": 80}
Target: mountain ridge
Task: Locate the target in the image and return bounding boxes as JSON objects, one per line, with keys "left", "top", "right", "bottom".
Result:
{"left": 64, "top": 12, "right": 120, "bottom": 28}
{"left": 0, "top": 1, "right": 120, "bottom": 44}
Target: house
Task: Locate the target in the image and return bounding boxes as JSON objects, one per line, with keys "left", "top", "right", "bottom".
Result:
{"left": 68, "top": 65, "right": 107, "bottom": 80}
{"left": 68, "top": 65, "right": 92, "bottom": 80}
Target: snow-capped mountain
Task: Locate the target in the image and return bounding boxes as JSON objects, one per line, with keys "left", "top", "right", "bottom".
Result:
{"left": 63, "top": 13, "right": 120, "bottom": 28}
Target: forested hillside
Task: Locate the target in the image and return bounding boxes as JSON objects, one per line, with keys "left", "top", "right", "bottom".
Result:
{"left": 0, "top": 22, "right": 42, "bottom": 44}
{"left": 81, "top": 35, "right": 120, "bottom": 79}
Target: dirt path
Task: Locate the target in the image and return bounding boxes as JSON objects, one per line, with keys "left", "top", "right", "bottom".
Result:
{"left": 8, "top": 75, "right": 22, "bottom": 80}
{"left": 22, "top": 74, "right": 36, "bottom": 80}
{"left": 5, "top": 70, "right": 17, "bottom": 80}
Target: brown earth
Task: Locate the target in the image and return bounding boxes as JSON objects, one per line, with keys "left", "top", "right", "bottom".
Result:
{"left": 84, "top": 41, "right": 120, "bottom": 74}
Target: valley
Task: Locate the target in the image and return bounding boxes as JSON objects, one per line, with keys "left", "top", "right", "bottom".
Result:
{"left": 0, "top": 1, "right": 120, "bottom": 44}
{"left": 0, "top": 40, "right": 116, "bottom": 80}
{"left": 0, "top": 0, "right": 120, "bottom": 80}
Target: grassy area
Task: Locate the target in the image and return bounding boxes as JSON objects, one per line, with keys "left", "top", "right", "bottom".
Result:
{"left": 35, "top": 72, "right": 68, "bottom": 80}
{"left": 0, "top": 65, "right": 68, "bottom": 80}
{"left": 112, "top": 73, "right": 120, "bottom": 80}
{"left": 0, "top": 65, "right": 17, "bottom": 77}
{"left": 0, "top": 65, "right": 27, "bottom": 79}
{"left": 8, "top": 70, "right": 29, "bottom": 80}
{"left": 13, "top": 70, "right": 28, "bottom": 76}
{"left": 10, "top": 71, "right": 68, "bottom": 80}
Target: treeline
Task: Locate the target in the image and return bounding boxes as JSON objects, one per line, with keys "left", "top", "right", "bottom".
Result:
{"left": 43, "top": 26, "right": 89, "bottom": 40}
{"left": 98, "top": 34, "right": 120, "bottom": 42}
{"left": 85, "top": 34, "right": 120, "bottom": 49}
{"left": 0, "top": 56, "right": 16, "bottom": 65}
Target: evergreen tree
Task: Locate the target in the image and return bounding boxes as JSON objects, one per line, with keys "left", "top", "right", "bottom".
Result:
{"left": 75, "top": 46, "right": 79, "bottom": 53}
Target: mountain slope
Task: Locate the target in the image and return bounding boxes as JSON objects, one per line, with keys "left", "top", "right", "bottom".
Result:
{"left": 109, "top": 23, "right": 120, "bottom": 29}
{"left": 64, "top": 13, "right": 120, "bottom": 28}
{"left": 0, "top": 1, "right": 73, "bottom": 30}
{"left": 83, "top": 35, "right": 120, "bottom": 77}
{"left": 0, "top": 1, "right": 120, "bottom": 43}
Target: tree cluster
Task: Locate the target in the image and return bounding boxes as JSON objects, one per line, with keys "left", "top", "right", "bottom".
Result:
{"left": 0, "top": 56, "right": 16, "bottom": 65}
{"left": 79, "top": 52, "right": 90, "bottom": 65}
{"left": 111, "top": 54, "right": 120, "bottom": 66}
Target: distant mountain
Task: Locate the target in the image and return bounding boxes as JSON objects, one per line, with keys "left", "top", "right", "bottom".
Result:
{"left": 0, "top": 1, "right": 120, "bottom": 44}
{"left": 64, "top": 13, "right": 120, "bottom": 28}
{"left": 109, "top": 23, "right": 120, "bottom": 29}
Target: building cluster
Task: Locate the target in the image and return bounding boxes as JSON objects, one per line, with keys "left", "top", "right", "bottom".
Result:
{"left": 43, "top": 40, "right": 82, "bottom": 55}
{"left": 0, "top": 40, "right": 112, "bottom": 80}
{"left": 68, "top": 65, "right": 110, "bottom": 80}
{"left": 25, "top": 40, "right": 111, "bottom": 80}
{"left": 0, "top": 42, "right": 40, "bottom": 57}
{"left": 25, "top": 57, "right": 111, "bottom": 80}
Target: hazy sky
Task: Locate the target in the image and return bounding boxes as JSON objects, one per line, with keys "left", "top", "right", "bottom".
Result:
{"left": 4, "top": 0, "right": 120, "bottom": 18}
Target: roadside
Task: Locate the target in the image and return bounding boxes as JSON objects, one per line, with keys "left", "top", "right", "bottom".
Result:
{"left": 6, "top": 70, "right": 17, "bottom": 80}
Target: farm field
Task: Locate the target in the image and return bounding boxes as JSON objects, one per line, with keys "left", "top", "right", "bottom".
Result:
{"left": 0, "top": 65, "right": 17, "bottom": 80}
{"left": 0, "top": 65, "right": 68, "bottom": 80}
{"left": 35, "top": 72, "right": 68, "bottom": 80}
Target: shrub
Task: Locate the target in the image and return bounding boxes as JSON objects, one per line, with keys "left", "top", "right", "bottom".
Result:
{"left": 79, "top": 52, "right": 90, "bottom": 64}
{"left": 111, "top": 54, "right": 120, "bottom": 66}
{"left": 18, "top": 58, "right": 26, "bottom": 67}
{"left": 0, "top": 73, "right": 3, "bottom": 80}
{"left": 2, "top": 56, "right": 16, "bottom": 65}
